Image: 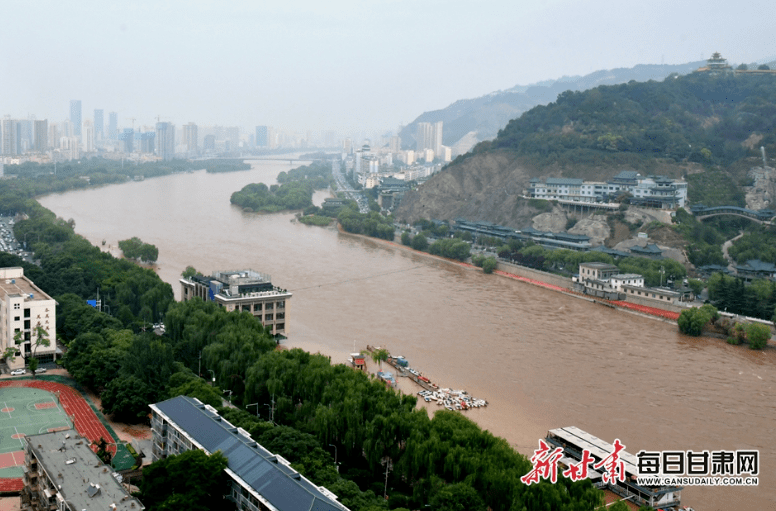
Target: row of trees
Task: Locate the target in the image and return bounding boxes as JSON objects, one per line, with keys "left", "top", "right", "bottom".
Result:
{"left": 400, "top": 231, "right": 471, "bottom": 261}
{"left": 707, "top": 272, "right": 776, "bottom": 321}
{"left": 338, "top": 205, "right": 396, "bottom": 240}
{"left": 678, "top": 303, "right": 771, "bottom": 349}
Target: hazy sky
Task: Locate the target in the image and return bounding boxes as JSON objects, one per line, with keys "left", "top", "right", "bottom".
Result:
{"left": 2, "top": 0, "right": 774, "bottom": 135}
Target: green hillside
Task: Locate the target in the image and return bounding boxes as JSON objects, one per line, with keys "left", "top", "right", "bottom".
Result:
{"left": 480, "top": 72, "right": 776, "bottom": 171}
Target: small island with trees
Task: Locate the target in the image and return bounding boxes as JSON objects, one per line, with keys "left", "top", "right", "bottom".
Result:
{"left": 118, "top": 237, "right": 159, "bottom": 263}
{"left": 230, "top": 161, "right": 332, "bottom": 212}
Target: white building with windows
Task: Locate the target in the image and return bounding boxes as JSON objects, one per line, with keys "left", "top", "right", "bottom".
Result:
{"left": 529, "top": 171, "right": 687, "bottom": 208}
{"left": 0, "top": 267, "right": 57, "bottom": 369}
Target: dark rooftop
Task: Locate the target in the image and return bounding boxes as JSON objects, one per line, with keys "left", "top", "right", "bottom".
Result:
{"left": 152, "top": 396, "right": 347, "bottom": 511}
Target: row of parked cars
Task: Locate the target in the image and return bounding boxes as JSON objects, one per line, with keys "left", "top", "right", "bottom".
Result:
{"left": 8, "top": 367, "right": 47, "bottom": 376}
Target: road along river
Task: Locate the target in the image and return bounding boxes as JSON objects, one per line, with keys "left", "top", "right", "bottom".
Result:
{"left": 40, "top": 160, "right": 776, "bottom": 510}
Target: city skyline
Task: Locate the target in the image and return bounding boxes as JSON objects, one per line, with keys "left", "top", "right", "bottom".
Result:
{"left": 1, "top": 1, "right": 775, "bottom": 134}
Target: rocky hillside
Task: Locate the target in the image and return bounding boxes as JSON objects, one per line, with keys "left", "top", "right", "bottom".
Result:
{"left": 396, "top": 72, "right": 776, "bottom": 235}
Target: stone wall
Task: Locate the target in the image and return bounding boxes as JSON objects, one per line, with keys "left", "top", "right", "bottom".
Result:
{"left": 495, "top": 261, "right": 573, "bottom": 290}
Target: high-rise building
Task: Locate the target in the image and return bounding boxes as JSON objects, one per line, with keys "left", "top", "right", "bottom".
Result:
{"left": 155, "top": 122, "right": 175, "bottom": 160}
{"left": 33, "top": 120, "right": 48, "bottom": 152}
{"left": 1, "top": 118, "right": 18, "bottom": 155}
{"left": 69, "top": 100, "right": 82, "bottom": 137}
{"left": 415, "top": 122, "right": 432, "bottom": 152}
{"left": 203, "top": 134, "right": 215, "bottom": 152}
{"left": 108, "top": 112, "right": 118, "bottom": 140}
{"left": 119, "top": 128, "right": 134, "bottom": 153}
{"left": 255, "top": 125, "right": 268, "bottom": 147}
{"left": 433, "top": 121, "right": 443, "bottom": 155}
{"left": 48, "top": 122, "right": 59, "bottom": 150}
{"left": 182, "top": 123, "right": 198, "bottom": 154}
{"left": 226, "top": 126, "right": 239, "bottom": 152}
{"left": 82, "top": 120, "right": 94, "bottom": 152}
{"left": 94, "top": 109, "right": 104, "bottom": 140}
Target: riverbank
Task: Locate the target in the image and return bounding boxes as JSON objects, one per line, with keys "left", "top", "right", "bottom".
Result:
{"left": 335, "top": 225, "right": 685, "bottom": 325}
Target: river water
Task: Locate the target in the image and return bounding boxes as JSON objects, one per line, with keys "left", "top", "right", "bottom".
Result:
{"left": 40, "top": 160, "right": 775, "bottom": 510}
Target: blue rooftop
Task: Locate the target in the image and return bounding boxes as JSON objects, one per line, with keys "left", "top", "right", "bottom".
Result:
{"left": 153, "top": 396, "right": 347, "bottom": 511}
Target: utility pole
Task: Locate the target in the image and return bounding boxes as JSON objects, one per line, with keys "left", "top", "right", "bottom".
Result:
{"left": 381, "top": 457, "right": 392, "bottom": 499}
{"left": 265, "top": 393, "right": 275, "bottom": 423}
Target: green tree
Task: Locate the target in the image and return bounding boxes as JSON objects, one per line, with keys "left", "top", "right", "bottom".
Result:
{"left": 181, "top": 266, "right": 201, "bottom": 278}
{"left": 400, "top": 231, "right": 411, "bottom": 246}
{"left": 366, "top": 347, "right": 389, "bottom": 370}
{"left": 678, "top": 305, "right": 718, "bottom": 336}
{"left": 411, "top": 234, "right": 428, "bottom": 251}
{"left": 430, "top": 483, "right": 486, "bottom": 511}
{"left": 746, "top": 323, "right": 771, "bottom": 349}
{"left": 140, "top": 450, "right": 229, "bottom": 511}
{"left": 481, "top": 257, "right": 497, "bottom": 274}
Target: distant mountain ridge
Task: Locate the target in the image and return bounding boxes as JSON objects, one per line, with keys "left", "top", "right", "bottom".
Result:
{"left": 399, "top": 61, "right": 705, "bottom": 149}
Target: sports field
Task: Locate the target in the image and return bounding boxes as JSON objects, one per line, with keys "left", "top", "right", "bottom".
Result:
{"left": 0, "top": 379, "right": 124, "bottom": 493}
{"left": 0, "top": 386, "right": 71, "bottom": 479}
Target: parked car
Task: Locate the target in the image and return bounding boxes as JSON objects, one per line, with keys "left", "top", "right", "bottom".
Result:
{"left": 35, "top": 367, "right": 47, "bottom": 373}
{"left": 10, "top": 369, "right": 26, "bottom": 376}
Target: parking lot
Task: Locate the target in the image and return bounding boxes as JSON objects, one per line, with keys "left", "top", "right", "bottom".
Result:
{"left": 0, "top": 216, "right": 33, "bottom": 262}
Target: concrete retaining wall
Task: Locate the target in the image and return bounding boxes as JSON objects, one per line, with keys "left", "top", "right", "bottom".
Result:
{"left": 495, "top": 261, "right": 574, "bottom": 290}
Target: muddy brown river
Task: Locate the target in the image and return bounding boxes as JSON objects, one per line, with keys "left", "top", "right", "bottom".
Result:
{"left": 40, "top": 159, "right": 776, "bottom": 510}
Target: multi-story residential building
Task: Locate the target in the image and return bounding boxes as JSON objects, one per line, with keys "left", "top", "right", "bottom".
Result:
{"left": 180, "top": 270, "right": 291, "bottom": 337}
{"left": 20, "top": 430, "right": 143, "bottom": 511}
{"left": 150, "top": 396, "right": 349, "bottom": 511}
{"left": 529, "top": 171, "right": 688, "bottom": 208}
{"left": 94, "top": 109, "right": 104, "bottom": 140}
{"left": 69, "top": 100, "right": 81, "bottom": 138}
{"left": 33, "top": 120, "right": 48, "bottom": 152}
{"left": 82, "top": 120, "right": 94, "bottom": 153}
{"left": 0, "top": 267, "right": 57, "bottom": 368}
{"left": 108, "top": 112, "right": 118, "bottom": 140}
{"left": 182, "top": 123, "right": 198, "bottom": 155}
{"left": 255, "top": 125, "right": 268, "bottom": 147}
{"left": 155, "top": 122, "right": 175, "bottom": 160}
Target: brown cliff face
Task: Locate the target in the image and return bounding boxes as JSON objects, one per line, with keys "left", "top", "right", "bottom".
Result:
{"left": 396, "top": 150, "right": 541, "bottom": 228}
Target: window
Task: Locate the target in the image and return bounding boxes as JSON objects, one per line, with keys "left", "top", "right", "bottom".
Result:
{"left": 253, "top": 303, "right": 261, "bottom": 311}
{"left": 13, "top": 303, "right": 19, "bottom": 310}
{"left": 266, "top": 303, "right": 273, "bottom": 310}
{"left": 14, "top": 316, "right": 19, "bottom": 322}
{"left": 264, "top": 314, "right": 273, "bottom": 321}
{"left": 24, "top": 320, "right": 30, "bottom": 329}
{"left": 23, "top": 309, "right": 30, "bottom": 318}
{"left": 276, "top": 323, "right": 284, "bottom": 330}
{"left": 276, "top": 301, "right": 285, "bottom": 309}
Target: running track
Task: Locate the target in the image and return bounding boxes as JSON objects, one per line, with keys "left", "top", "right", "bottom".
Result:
{"left": 0, "top": 380, "right": 117, "bottom": 493}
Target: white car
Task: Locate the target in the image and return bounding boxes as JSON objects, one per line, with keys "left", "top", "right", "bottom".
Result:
{"left": 10, "top": 369, "right": 26, "bottom": 376}
{"left": 35, "top": 367, "right": 47, "bottom": 373}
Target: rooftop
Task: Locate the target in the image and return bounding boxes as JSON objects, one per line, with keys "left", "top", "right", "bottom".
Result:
{"left": 26, "top": 430, "right": 143, "bottom": 511}
{"left": 151, "top": 396, "right": 347, "bottom": 511}
{"left": 0, "top": 267, "right": 54, "bottom": 302}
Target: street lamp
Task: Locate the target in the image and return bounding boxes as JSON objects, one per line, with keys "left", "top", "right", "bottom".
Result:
{"left": 247, "top": 403, "right": 259, "bottom": 416}
{"left": 328, "top": 444, "right": 339, "bottom": 472}
{"left": 207, "top": 369, "right": 216, "bottom": 386}
{"left": 223, "top": 390, "right": 233, "bottom": 403}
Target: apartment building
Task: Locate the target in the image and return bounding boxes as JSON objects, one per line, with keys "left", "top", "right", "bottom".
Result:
{"left": 150, "top": 396, "right": 349, "bottom": 511}
{"left": 20, "top": 430, "right": 143, "bottom": 511}
{"left": 0, "top": 267, "right": 57, "bottom": 368}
